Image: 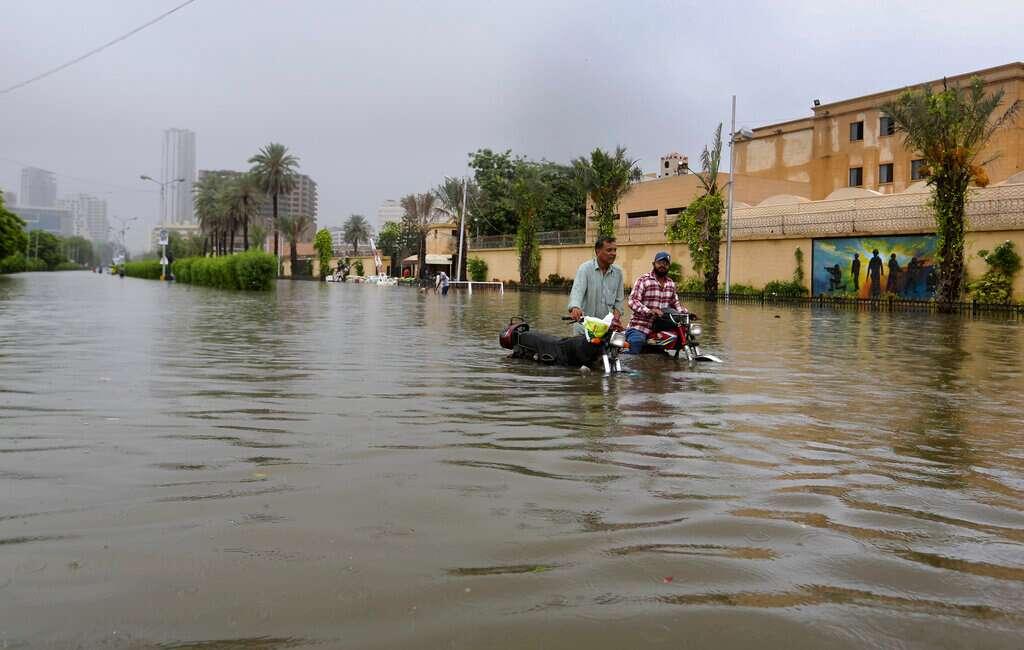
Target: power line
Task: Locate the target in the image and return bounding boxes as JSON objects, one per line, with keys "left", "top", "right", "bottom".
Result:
{"left": 0, "top": 0, "right": 199, "bottom": 96}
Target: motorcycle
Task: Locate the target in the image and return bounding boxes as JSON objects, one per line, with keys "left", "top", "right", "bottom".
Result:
{"left": 499, "top": 314, "right": 628, "bottom": 374}
{"left": 641, "top": 308, "right": 722, "bottom": 363}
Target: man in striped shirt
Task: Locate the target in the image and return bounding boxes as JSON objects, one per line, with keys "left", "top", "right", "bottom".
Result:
{"left": 624, "top": 251, "right": 685, "bottom": 354}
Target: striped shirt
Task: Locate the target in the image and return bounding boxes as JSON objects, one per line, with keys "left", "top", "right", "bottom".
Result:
{"left": 626, "top": 271, "right": 682, "bottom": 335}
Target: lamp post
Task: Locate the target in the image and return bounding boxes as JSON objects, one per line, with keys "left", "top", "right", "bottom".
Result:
{"left": 139, "top": 175, "right": 185, "bottom": 225}
{"left": 110, "top": 215, "right": 138, "bottom": 268}
{"left": 724, "top": 95, "right": 754, "bottom": 300}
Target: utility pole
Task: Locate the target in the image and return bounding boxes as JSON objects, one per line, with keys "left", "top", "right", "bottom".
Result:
{"left": 725, "top": 95, "right": 736, "bottom": 300}
{"left": 456, "top": 175, "right": 468, "bottom": 282}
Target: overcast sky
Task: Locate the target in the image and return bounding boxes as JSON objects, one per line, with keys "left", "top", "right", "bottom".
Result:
{"left": 2, "top": 0, "right": 1021, "bottom": 250}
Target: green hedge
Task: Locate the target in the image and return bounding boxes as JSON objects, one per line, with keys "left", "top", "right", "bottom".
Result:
{"left": 173, "top": 251, "right": 276, "bottom": 291}
{"left": 0, "top": 253, "right": 27, "bottom": 274}
{"left": 123, "top": 260, "right": 163, "bottom": 279}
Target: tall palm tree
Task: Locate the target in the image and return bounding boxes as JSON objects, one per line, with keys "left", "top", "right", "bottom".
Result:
{"left": 400, "top": 192, "right": 438, "bottom": 279}
{"left": 342, "top": 214, "right": 372, "bottom": 255}
{"left": 880, "top": 77, "right": 1020, "bottom": 310}
{"left": 572, "top": 146, "right": 642, "bottom": 240}
{"left": 279, "top": 214, "right": 313, "bottom": 277}
{"left": 249, "top": 143, "right": 299, "bottom": 268}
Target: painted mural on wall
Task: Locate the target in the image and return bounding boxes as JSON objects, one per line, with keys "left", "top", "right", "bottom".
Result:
{"left": 812, "top": 235, "right": 938, "bottom": 299}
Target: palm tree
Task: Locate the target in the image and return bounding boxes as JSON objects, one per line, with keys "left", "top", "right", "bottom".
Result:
{"left": 400, "top": 192, "right": 438, "bottom": 279}
{"left": 279, "top": 214, "right": 313, "bottom": 277}
{"left": 194, "top": 172, "right": 228, "bottom": 255}
{"left": 880, "top": 78, "right": 1020, "bottom": 310}
{"left": 249, "top": 143, "right": 299, "bottom": 268}
{"left": 225, "top": 173, "right": 264, "bottom": 252}
{"left": 573, "top": 146, "right": 642, "bottom": 240}
{"left": 666, "top": 124, "right": 726, "bottom": 297}
{"left": 342, "top": 214, "right": 372, "bottom": 256}
{"left": 511, "top": 163, "right": 549, "bottom": 285}
{"left": 435, "top": 176, "right": 478, "bottom": 280}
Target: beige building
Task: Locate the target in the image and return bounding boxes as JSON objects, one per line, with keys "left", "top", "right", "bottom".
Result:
{"left": 732, "top": 62, "right": 1024, "bottom": 199}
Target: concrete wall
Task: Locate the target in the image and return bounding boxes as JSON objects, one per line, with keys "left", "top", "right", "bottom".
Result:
{"left": 472, "top": 230, "right": 1024, "bottom": 298}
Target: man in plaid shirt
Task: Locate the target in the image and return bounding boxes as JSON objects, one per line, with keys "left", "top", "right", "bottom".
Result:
{"left": 624, "top": 251, "right": 685, "bottom": 354}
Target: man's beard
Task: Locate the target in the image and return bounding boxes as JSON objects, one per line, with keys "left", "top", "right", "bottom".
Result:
{"left": 653, "top": 266, "right": 669, "bottom": 278}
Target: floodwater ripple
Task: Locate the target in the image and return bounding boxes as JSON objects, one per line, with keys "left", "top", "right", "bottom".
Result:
{"left": 0, "top": 272, "right": 1022, "bottom": 649}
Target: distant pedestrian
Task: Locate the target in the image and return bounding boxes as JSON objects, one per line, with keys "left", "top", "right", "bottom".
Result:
{"left": 438, "top": 270, "right": 450, "bottom": 296}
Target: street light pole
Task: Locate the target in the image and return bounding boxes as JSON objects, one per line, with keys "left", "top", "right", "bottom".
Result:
{"left": 725, "top": 95, "right": 736, "bottom": 301}
{"left": 140, "top": 175, "right": 185, "bottom": 226}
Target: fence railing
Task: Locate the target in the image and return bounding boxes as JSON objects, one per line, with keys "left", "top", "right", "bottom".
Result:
{"left": 586, "top": 182, "right": 1024, "bottom": 243}
{"left": 677, "top": 292, "right": 1024, "bottom": 317}
{"left": 469, "top": 229, "right": 585, "bottom": 249}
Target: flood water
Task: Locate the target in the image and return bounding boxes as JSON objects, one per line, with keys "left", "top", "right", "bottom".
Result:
{"left": 1, "top": 272, "right": 1023, "bottom": 649}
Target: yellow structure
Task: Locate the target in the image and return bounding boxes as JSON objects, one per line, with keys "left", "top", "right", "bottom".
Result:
{"left": 584, "top": 172, "right": 809, "bottom": 243}
{"left": 732, "top": 62, "right": 1024, "bottom": 199}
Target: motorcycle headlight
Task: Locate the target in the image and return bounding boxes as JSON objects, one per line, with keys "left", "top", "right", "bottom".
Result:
{"left": 688, "top": 323, "right": 703, "bottom": 338}
{"left": 609, "top": 331, "right": 626, "bottom": 348}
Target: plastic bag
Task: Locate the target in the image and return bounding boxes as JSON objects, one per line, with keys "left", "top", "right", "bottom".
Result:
{"left": 583, "top": 313, "right": 613, "bottom": 339}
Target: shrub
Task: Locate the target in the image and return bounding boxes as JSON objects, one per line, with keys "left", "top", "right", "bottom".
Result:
{"left": 467, "top": 257, "right": 488, "bottom": 282}
{"left": 543, "top": 273, "right": 570, "bottom": 287}
{"left": 764, "top": 279, "right": 809, "bottom": 297}
{"left": 0, "top": 253, "right": 27, "bottom": 274}
{"left": 54, "top": 262, "right": 82, "bottom": 271}
{"left": 970, "top": 241, "right": 1021, "bottom": 304}
{"left": 234, "top": 250, "right": 276, "bottom": 290}
{"left": 123, "top": 260, "right": 162, "bottom": 279}
{"left": 354, "top": 260, "right": 364, "bottom": 276}
{"left": 25, "top": 257, "right": 48, "bottom": 272}
{"left": 677, "top": 276, "right": 704, "bottom": 293}
{"left": 727, "top": 283, "right": 760, "bottom": 295}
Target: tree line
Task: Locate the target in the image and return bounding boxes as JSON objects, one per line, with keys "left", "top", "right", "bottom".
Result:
{"left": 0, "top": 194, "right": 116, "bottom": 273}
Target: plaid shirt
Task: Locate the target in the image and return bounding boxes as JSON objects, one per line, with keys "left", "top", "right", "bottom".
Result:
{"left": 627, "top": 272, "right": 682, "bottom": 335}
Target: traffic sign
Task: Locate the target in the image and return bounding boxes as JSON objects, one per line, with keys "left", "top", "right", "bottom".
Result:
{"left": 160, "top": 256, "right": 168, "bottom": 266}
{"left": 158, "top": 229, "right": 169, "bottom": 246}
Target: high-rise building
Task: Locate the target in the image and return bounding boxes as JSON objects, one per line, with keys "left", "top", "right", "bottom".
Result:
{"left": 162, "top": 128, "right": 196, "bottom": 224}
{"left": 20, "top": 167, "right": 57, "bottom": 207}
{"left": 11, "top": 206, "right": 74, "bottom": 235}
{"left": 257, "top": 173, "right": 318, "bottom": 223}
{"left": 377, "top": 199, "right": 404, "bottom": 230}
{"left": 58, "top": 194, "right": 109, "bottom": 242}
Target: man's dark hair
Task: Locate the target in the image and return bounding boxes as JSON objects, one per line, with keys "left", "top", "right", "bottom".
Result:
{"left": 594, "top": 236, "right": 617, "bottom": 251}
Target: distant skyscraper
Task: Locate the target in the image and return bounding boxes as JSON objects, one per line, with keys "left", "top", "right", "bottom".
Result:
{"left": 20, "top": 167, "right": 57, "bottom": 207}
{"left": 257, "top": 173, "right": 318, "bottom": 224}
{"left": 161, "top": 128, "right": 196, "bottom": 224}
{"left": 58, "top": 194, "right": 109, "bottom": 242}
{"left": 377, "top": 199, "right": 404, "bottom": 230}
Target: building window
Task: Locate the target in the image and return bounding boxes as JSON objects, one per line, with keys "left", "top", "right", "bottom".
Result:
{"left": 451, "top": 230, "right": 459, "bottom": 237}
{"left": 879, "top": 163, "right": 894, "bottom": 184}
{"left": 850, "top": 121, "right": 864, "bottom": 141}
{"left": 664, "top": 161, "right": 670, "bottom": 169}
{"left": 880, "top": 116, "right": 896, "bottom": 136}
{"left": 849, "top": 167, "right": 864, "bottom": 187}
{"left": 910, "top": 159, "right": 926, "bottom": 180}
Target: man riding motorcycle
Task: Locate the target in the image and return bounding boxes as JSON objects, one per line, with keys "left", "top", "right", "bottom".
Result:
{"left": 567, "top": 236, "right": 625, "bottom": 336}
{"left": 624, "top": 251, "right": 686, "bottom": 354}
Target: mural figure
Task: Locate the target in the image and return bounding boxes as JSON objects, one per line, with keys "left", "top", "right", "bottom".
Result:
{"left": 811, "top": 235, "right": 937, "bottom": 299}
{"left": 867, "top": 249, "right": 884, "bottom": 297}
{"left": 825, "top": 264, "right": 843, "bottom": 292}
{"left": 886, "top": 253, "right": 901, "bottom": 294}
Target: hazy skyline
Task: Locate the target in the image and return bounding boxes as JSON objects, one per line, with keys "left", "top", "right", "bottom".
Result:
{"left": 2, "top": 0, "right": 1021, "bottom": 250}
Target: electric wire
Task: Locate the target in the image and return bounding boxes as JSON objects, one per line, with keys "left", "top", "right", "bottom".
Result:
{"left": 0, "top": 0, "right": 199, "bottom": 96}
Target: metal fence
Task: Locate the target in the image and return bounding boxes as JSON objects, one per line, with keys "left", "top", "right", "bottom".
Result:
{"left": 469, "top": 229, "right": 585, "bottom": 250}
{"left": 677, "top": 292, "right": 1024, "bottom": 317}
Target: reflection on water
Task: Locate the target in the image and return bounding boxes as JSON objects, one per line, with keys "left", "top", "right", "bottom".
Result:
{"left": 1, "top": 272, "right": 1023, "bottom": 649}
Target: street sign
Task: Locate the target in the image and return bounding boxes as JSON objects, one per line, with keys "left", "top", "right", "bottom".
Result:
{"left": 158, "top": 229, "right": 169, "bottom": 246}
{"left": 160, "top": 256, "right": 168, "bottom": 266}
